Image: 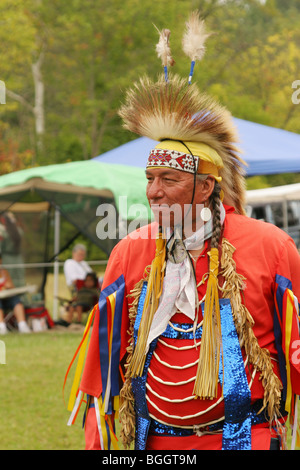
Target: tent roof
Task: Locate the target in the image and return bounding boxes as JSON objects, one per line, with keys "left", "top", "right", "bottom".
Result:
{"left": 1, "top": 118, "right": 299, "bottom": 221}
{"left": 246, "top": 183, "right": 300, "bottom": 204}
{"left": 94, "top": 118, "right": 300, "bottom": 176}
{"left": 0, "top": 160, "right": 149, "bottom": 219}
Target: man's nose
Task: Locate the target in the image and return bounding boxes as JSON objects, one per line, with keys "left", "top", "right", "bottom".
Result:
{"left": 147, "top": 179, "right": 164, "bottom": 201}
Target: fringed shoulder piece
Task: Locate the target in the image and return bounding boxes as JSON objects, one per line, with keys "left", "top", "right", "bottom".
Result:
{"left": 127, "top": 230, "right": 166, "bottom": 377}
{"left": 119, "top": 268, "right": 151, "bottom": 449}
{"left": 220, "top": 238, "right": 283, "bottom": 424}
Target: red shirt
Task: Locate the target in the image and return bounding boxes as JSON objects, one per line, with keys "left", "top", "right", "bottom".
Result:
{"left": 81, "top": 207, "right": 300, "bottom": 449}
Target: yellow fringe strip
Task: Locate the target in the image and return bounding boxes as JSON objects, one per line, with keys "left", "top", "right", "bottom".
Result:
{"left": 65, "top": 307, "right": 96, "bottom": 412}
{"left": 284, "top": 289, "right": 294, "bottom": 414}
{"left": 127, "top": 230, "right": 166, "bottom": 377}
{"left": 193, "top": 247, "right": 222, "bottom": 399}
{"left": 96, "top": 396, "right": 120, "bottom": 450}
{"left": 220, "top": 238, "right": 282, "bottom": 422}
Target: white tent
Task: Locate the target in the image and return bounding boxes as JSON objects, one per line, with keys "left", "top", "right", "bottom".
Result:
{"left": 246, "top": 183, "right": 300, "bottom": 204}
{"left": 246, "top": 184, "right": 300, "bottom": 248}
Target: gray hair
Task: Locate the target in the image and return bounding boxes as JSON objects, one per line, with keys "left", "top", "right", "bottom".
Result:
{"left": 72, "top": 243, "right": 87, "bottom": 253}
{"left": 196, "top": 173, "right": 210, "bottom": 183}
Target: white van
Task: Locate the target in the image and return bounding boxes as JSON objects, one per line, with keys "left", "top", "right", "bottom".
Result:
{"left": 246, "top": 184, "right": 300, "bottom": 249}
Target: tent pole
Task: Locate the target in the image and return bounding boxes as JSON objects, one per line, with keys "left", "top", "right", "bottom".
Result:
{"left": 53, "top": 207, "right": 60, "bottom": 320}
{"left": 283, "top": 200, "right": 288, "bottom": 232}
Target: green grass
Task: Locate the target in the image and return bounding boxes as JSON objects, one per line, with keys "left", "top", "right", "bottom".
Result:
{"left": 0, "top": 328, "right": 298, "bottom": 450}
{"left": 0, "top": 330, "right": 86, "bottom": 450}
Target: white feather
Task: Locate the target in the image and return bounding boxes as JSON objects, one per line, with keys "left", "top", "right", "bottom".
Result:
{"left": 182, "top": 11, "right": 210, "bottom": 62}
{"left": 154, "top": 25, "right": 175, "bottom": 67}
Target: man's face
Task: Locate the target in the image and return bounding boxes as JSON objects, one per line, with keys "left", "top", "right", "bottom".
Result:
{"left": 146, "top": 168, "right": 211, "bottom": 231}
{"left": 73, "top": 249, "right": 86, "bottom": 262}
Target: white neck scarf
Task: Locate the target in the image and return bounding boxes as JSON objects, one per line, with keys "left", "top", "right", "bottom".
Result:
{"left": 146, "top": 202, "right": 226, "bottom": 349}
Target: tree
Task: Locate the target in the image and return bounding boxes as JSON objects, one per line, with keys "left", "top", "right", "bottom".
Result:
{"left": 0, "top": 0, "right": 50, "bottom": 163}
{"left": 0, "top": 0, "right": 299, "bottom": 178}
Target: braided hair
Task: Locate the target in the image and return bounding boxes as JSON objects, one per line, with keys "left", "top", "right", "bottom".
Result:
{"left": 210, "top": 181, "right": 222, "bottom": 250}
{"left": 195, "top": 174, "right": 222, "bottom": 249}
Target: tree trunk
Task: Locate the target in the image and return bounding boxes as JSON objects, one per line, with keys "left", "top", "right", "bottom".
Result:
{"left": 32, "top": 51, "right": 45, "bottom": 156}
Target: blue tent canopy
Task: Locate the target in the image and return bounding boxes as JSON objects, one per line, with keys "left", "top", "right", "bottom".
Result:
{"left": 94, "top": 118, "right": 300, "bottom": 176}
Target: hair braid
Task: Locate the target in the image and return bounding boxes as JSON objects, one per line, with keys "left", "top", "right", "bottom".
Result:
{"left": 210, "top": 182, "right": 222, "bottom": 249}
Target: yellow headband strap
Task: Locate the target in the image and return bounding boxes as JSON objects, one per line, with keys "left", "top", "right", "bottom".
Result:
{"left": 147, "top": 140, "right": 223, "bottom": 182}
{"left": 197, "top": 160, "right": 221, "bottom": 182}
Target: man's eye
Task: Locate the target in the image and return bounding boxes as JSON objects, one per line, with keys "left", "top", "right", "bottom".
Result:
{"left": 164, "top": 178, "right": 176, "bottom": 182}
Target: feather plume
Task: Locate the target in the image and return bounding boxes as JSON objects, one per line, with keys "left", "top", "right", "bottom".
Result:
{"left": 154, "top": 25, "right": 175, "bottom": 82}
{"left": 182, "top": 11, "right": 210, "bottom": 83}
{"left": 154, "top": 26, "right": 175, "bottom": 67}
{"left": 182, "top": 11, "right": 209, "bottom": 62}
{"left": 118, "top": 73, "right": 247, "bottom": 214}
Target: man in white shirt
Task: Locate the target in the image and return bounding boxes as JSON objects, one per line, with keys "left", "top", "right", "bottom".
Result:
{"left": 63, "top": 244, "right": 92, "bottom": 295}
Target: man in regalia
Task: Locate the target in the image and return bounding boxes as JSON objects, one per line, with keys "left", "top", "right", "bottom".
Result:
{"left": 66, "top": 12, "right": 300, "bottom": 451}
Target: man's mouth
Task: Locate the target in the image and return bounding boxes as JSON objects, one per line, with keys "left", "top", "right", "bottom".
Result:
{"left": 150, "top": 204, "right": 182, "bottom": 227}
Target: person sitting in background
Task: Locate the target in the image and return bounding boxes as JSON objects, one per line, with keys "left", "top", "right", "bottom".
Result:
{"left": 63, "top": 272, "right": 100, "bottom": 326}
{"left": 63, "top": 243, "right": 92, "bottom": 296}
{"left": 0, "top": 254, "right": 31, "bottom": 335}
{"left": 0, "top": 212, "right": 25, "bottom": 288}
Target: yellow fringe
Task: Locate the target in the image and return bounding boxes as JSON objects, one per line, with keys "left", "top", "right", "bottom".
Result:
{"left": 127, "top": 230, "right": 166, "bottom": 377}
{"left": 220, "top": 238, "right": 282, "bottom": 422}
{"left": 120, "top": 235, "right": 283, "bottom": 447}
{"left": 193, "top": 247, "right": 222, "bottom": 399}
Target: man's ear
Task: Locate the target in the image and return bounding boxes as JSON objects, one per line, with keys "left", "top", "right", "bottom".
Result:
{"left": 198, "top": 176, "right": 216, "bottom": 202}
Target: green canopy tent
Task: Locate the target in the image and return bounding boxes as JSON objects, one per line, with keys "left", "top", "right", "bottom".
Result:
{"left": 0, "top": 160, "right": 150, "bottom": 220}
{"left": 0, "top": 160, "right": 151, "bottom": 318}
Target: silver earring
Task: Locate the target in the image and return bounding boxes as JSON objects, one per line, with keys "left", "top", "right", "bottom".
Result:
{"left": 200, "top": 206, "right": 212, "bottom": 222}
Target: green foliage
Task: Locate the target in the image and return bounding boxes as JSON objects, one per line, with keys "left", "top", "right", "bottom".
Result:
{"left": 247, "top": 172, "right": 300, "bottom": 190}
{"left": 0, "top": 0, "right": 299, "bottom": 174}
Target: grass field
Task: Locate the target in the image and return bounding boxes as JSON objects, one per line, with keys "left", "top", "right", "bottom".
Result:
{"left": 0, "top": 329, "right": 86, "bottom": 450}
{"left": 0, "top": 271, "right": 298, "bottom": 450}
{"left": 1, "top": 327, "right": 298, "bottom": 450}
{"left": 0, "top": 270, "right": 105, "bottom": 450}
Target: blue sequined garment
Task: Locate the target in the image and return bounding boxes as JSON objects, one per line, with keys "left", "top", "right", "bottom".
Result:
{"left": 130, "top": 282, "right": 267, "bottom": 450}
